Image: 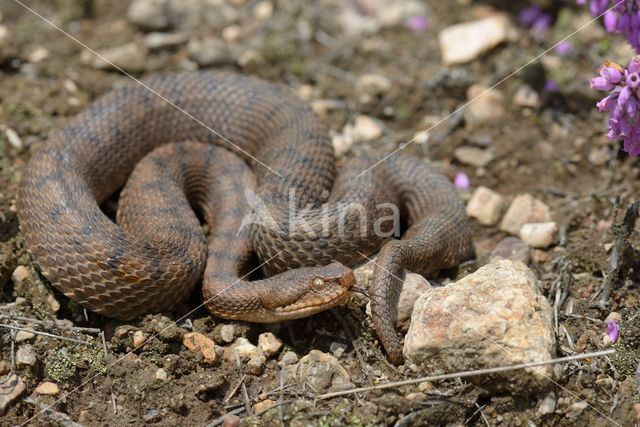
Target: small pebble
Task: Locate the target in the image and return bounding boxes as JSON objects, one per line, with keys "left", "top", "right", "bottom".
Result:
{"left": 246, "top": 355, "right": 266, "bottom": 376}
{"left": 183, "top": 332, "right": 216, "bottom": 363}
{"left": 90, "top": 43, "right": 148, "bottom": 72}
{"left": 499, "top": 194, "right": 551, "bottom": 235}
{"left": 258, "top": 332, "right": 283, "bottom": 359}
{"left": 464, "top": 84, "right": 505, "bottom": 125}
{"left": 454, "top": 146, "right": 494, "bottom": 167}
{"left": 16, "top": 345, "right": 36, "bottom": 366}
{"left": 220, "top": 325, "right": 235, "bottom": 343}
{"left": 565, "top": 401, "right": 588, "bottom": 419}
{"left": 253, "top": 1, "right": 274, "bottom": 21}
{"left": 519, "top": 222, "right": 558, "bottom": 249}
{"left": 34, "top": 382, "right": 59, "bottom": 396}
{"left": 223, "top": 337, "right": 259, "bottom": 362}
{"left": 537, "top": 391, "right": 556, "bottom": 415}
{"left": 466, "top": 186, "right": 505, "bottom": 226}
{"left": 28, "top": 47, "right": 49, "bottom": 63}
{"left": 513, "top": 84, "right": 540, "bottom": 108}
{"left": 279, "top": 351, "right": 298, "bottom": 366}
{"left": 142, "top": 409, "right": 162, "bottom": 423}
{"left": 144, "top": 32, "right": 189, "bottom": 50}
{"left": 329, "top": 342, "right": 347, "bottom": 358}
{"left": 351, "top": 115, "right": 383, "bottom": 142}
{"left": 222, "top": 25, "right": 242, "bottom": 43}
{"left": 14, "top": 330, "right": 35, "bottom": 343}
{"left": 222, "top": 414, "right": 241, "bottom": 427}
{"left": 439, "top": 15, "right": 512, "bottom": 64}
{"left": 155, "top": 368, "right": 168, "bottom": 381}
{"left": 132, "top": 330, "right": 146, "bottom": 349}
{"left": 253, "top": 399, "right": 276, "bottom": 414}
{"left": 5, "top": 128, "right": 23, "bottom": 151}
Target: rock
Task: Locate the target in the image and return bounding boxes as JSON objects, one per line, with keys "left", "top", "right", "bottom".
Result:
{"left": 219, "top": 325, "right": 235, "bottom": 344}
{"left": 188, "top": 37, "right": 233, "bottom": 67}
{"left": 246, "top": 355, "right": 266, "bottom": 376}
{"left": 519, "top": 222, "right": 558, "bottom": 249}
{"left": 16, "top": 345, "right": 36, "bottom": 366}
{"left": 34, "top": 382, "right": 59, "bottom": 395}
{"left": 466, "top": 186, "right": 505, "bottom": 226}
{"left": 142, "top": 409, "right": 162, "bottom": 423}
{"left": 356, "top": 73, "right": 392, "bottom": 96}
{"left": 127, "top": 0, "right": 170, "bottom": 30}
{"left": 253, "top": 1, "right": 273, "bottom": 21}
{"left": 0, "top": 374, "right": 26, "bottom": 415}
{"left": 91, "top": 43, "right": 148, "bottom": 72}
{"left": 499, "top": 194, "right": 551, "bottom": 235}
{"left": 286, "top": 350, "right": 352, "bottom": 391}
{"left": 222, "top": 414, "right": 241, "bottom": 427}
{"left": 258, "top": 332, "right": 283, "bottom": 359}
{"left": 279, "top": 351, "right": 298, "bottom": 366}
{"left": 183, "top": 332, "right": 216, "bottom": 363}
{"left": 144, "top": 32, "right": 189, "bottom": 50}
{"left": 351, "top": 115, "right": 383, "bottom": 142}
{"left": 330, "top": 342, "right": 347, "bottom": 358}
{"left": 132, "top": 330, "right": 146, "bottom": 349}
{"left": 15, "top": 330, "right": 35, "bottom": 343}
{"left": 454, "top": 146, "right": 494, "bottom": 167}
{"left": 155, "top": 368, "right": 168, "bottom": 381}
{"left": 397, "top": 273, "right": 432, "bottom": 333}
{"left": 464, "top": 84, "right": 505, "bottom": 125}
{"left": 588, "top": 146, "right": 611, "bottom": 166}
{"left": 439, "top": 15, "right": 512, "bottom": 65}
{"left": 28, "top": 47, "right": 49, "bottom": 63}
{"left": 46, "top": 294, "right": 60, "bottom": 313}
{"left": 531, "top": 249, "right": 550, "bottom": 264}
{"left": 565, "top": 401, "right": 588, "bottom": 419}
{"left": 337, "top": 0, "right": 427, "bottom": 37}
{"left": 223, "top": 337, "right": 259, "bottom": 362}
{"left": 513, "top": 84, "right": 540, "bottom": 108}
{"left": 11, "top": 265, "right": 29, "bottom": 286}
{"left": 253, "top": 399, "right": 276, "bottom": 414}
{"left": 5, "top": 128, "right": 23, "bottom": 151}
{"left": 222, "top": 25, "right": 243, "bottom": 43}
{"left": 537, "top": 391, "right": 556, "bottom": 415}
{"left": 404, "top": 260, "right": 555, "bottom": 394}
{"left": 605, "top": 312, "right": 622, "bottom": 324}
{"left": 490, "top": 237, "right": 530, "bottom": 264}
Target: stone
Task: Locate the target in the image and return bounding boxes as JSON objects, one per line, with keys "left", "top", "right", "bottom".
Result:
{"left": 404, "top": 260, "right": 555, "bottom": 394}
{"left": 144, "top": 32, "right": 189, "bottom": 50}
{"left": 46, "top": 294, "right": 60, "bottom": 313}
{"left": 519, "top": 222, "right": 558, "bottom": 249}
{"left": 28, "top": 47, "right": 49, "bottom": 63}
{"left": 279, "top": 351, "right": 298, "bottom": 366}
{"left": 155, "top": 368, "right": 168, "bottom": 381}
{"left": 499, "top": 194, "right": 551, "bottom": 235}
{"left": 16, "top": 345, "right": 36, "bottom": 366}
{"left": 351, "top": 115, "right": 383, "bottom": 142}
{"left": 91, "top": 43, "right": 148, "bottom": 72}
{"left": 464, "top": 84, "right": 505, "bottom": 126}
{"left": 565, "top": 401, "right": 588, "bottom": 419}
{"left": 337, "top": 0, "right": 426, "bottom": 37}
{"left": 466, "top": 186, "right": 505, "bottom": 226}
{"left": 14, "top": 330, "right": 35, "bottom": 343}
{"left": 222, "top": 25, "right": 243, "bottom": 43}
{"left": 34, "top": 382, "right": 59, "bottom": 395}
{"left": 537, "top": 391, "right": 556, "bottom": 415}
{"left": 286, "top": 350, "right": 352, "bottom": 391}
{"left": 490, "top": 237, "right": 530, "bottom": 264}
{"left": 513, "top": 84, "right": 540, "bottom": 108}
{"left": 222, "top": 414, "right": 241, "bottom": 427}
{"left": 258, "top": 332, "right": 283, "bottom": 359}
{"left": 127, "top": 0, "right": 170, "bottom": 30}
{"left": 188, "top": 37, "right": 233, "bottom": 67}
{"left": 0, "top": 374, "right": 25, "bottom": 415}
{"left": 454, "top": 146, "right": 494, "bottom": 167}
{"left": 246, "top": 355, "right": 266, "bottom": 376}
{"left": 223, "top": 337, "right": 259, "bottom": 362}
{"left": 142, "top": 409, "right": 162, "bottom": 423}
{"left": 253, "top": 399, "right": 276, "bottom": 414}
{"left": 329, "top": 342, "right": 347, "bottom": 358}
{"left": 220, "top": 325, "right": 235, "bottom": 343}
{"left": 183, "top": 332, "right": 216, "bottom": 363}
{"left": 11, "top": 265, "right": 30, "bottom": 286}
{"left": 356, "top": 73, "right": 392, "bottom": 96}
{"left": 253, "top": 1, "right": 273, "bottom": 21}
{"left": 5, "top": 128, "right": 23, "bottom": 151}
{"left": 397, "top": 273, "right": 432, "bottom": 333}
{"left": 439, "top": 15, "right": 512, "bottom": 65}
{"left": 588, "top": 146, "right": 611, "bottom": 166}
{"left": 605, "top": 312, "right": 622, "bottom": 324}
{"left": 132, "top": 330, "right": 146, "bottom": 349}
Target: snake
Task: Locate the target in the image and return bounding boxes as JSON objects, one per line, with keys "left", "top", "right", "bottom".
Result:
{"left": 17, "top": 72, "right": 474, "bottom": 365}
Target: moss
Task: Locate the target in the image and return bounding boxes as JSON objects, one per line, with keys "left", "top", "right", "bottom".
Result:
{"left": 46, "top": 340, "right": 106, "bottom": 383}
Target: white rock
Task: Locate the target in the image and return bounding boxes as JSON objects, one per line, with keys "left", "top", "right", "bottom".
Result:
{"left": 223, "top": 337, "right": 259, "bottom": 362}
{"left": 329, "top": 342, "right": 347, "bottom": 358}
{"left": 15, "top": 330, "right": 35, "bottom": 343}
{"left": 28, "top": 47, "right": 49, "bottom": 63}
{"left": 222, "top": 25, "right": 243, "bottom": 43}
{"left": 513, "top": 84, "right": 540, "bottom": 108}
{"left": 285, "top": 350, "right": 352, "bottom": 391}
{"left": 258, "top": 332, "right": 283, "bottom": 358}
{"left": 464, "top": 84, "right": 505, "bottom": 125}
{"left": 439, "top": 15, "right": 512, "bottom": 65}
{"left": 16, "top": 345, "right": 36, "bottom": 366}
{"left": 188, "top": 37, "right": 233, "bottom": 67}
{"left": 127, "top": 0, "right": 170, "bottom": 30}
{"left": 219, "top": 324, "right": 235, "bottom": 343}
{"left": 144, "top": 32, "right": 189, "bottom": 50}
{"left": 466, "top": 186, "right": 505, "bottom": 226}
{"left": 404, "top": 260, "right": 555, "bottom": 393}
{"left": 351, "top": 115, "right": 383, "bottom": 142}
{"left": 91, "top": 43, "right": 148, "bottom": 72}
{"left": 537, "top": 391, "right": 556, "bottom": 415}
{"left": 253, "top": 1, "right": 273, "bottom": 21}
{"left": 500, "top": 194, "right": 552, "bottom": 236}
{"left": 454, "top": 146, "right": 494, "bottom": 167}
{"left": 519, "top": 222, "right": 558, "bottom": 249}
{"left": 356, "top": 73, "right": 392, "bottom": 96}
{"left": 155, "top": 368, "right": 169, "bottom": 381}
{"left": 4, "top": 128, "right": 23, "bottom": 151}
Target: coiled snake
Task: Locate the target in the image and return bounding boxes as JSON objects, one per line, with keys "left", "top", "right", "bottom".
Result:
{"left": 17, "top": 72, "right": 474, "bottom": 364}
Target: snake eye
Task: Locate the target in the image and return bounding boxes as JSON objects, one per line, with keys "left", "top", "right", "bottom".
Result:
{"left": 311, "top": 277, "right": 325, "bottom": 290}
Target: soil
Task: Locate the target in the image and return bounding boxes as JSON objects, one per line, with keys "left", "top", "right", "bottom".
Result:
{"left": 0, "top": 0, "right": 639, "bottom": 426}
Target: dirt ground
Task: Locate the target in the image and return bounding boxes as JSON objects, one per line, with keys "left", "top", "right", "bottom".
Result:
{"left": 0, "top": 0, "right": 639, "bottom": 425}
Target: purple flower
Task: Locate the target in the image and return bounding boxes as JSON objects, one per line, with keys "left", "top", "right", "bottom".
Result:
{"left": 555, "top": 41, "right": 574, "bottom": 56}
{"left": 454, "top": 172, "right": 470, "bottom": 189}
{"left": 406, "top": 15, "right": 429, "bottom": 32}
{"left": 579, "top": 1, "right": 640, "bottom": 53}
{"left": 607, "top": 320, "right": 619, "bottom": 342}
{"left": 591, "top": 59, "right": 640, "bottom": 156}
{"left": 518, "top": 6, "right": 553, "bottom": 36}
{"left": 544, "top": 79, "right": 559, "bottom": 92}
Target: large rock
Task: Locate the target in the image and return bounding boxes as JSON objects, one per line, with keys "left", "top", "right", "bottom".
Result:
{"left": 0, "top": 374, "right": 25, "bottom": 415}
{"left": 404, "top": 260, "right": 555, "bottom": 394}
{"left": 285, "top": 350, "right": 353, "bottom": 391}
{"left": 439, "top": 15, "right": 512, "bottom": 65}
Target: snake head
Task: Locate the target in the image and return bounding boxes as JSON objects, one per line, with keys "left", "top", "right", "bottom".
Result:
{"left": 267, "top": 262, "right": 355, "bottom": 321}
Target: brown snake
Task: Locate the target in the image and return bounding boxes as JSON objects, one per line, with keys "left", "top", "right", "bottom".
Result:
{"left": 17, "top": 72, "right": 474, "bottom": 364}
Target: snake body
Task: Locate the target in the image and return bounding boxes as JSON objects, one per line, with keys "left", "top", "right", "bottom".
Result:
{"left": 17, "top": 72, "right": 474, "bottom": 364}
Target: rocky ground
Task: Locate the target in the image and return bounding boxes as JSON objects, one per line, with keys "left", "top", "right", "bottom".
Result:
{"left": 0, "top": 0, "right": 639, "bottom": 425}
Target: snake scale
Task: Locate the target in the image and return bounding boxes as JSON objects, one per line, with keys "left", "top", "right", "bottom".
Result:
{"left": 17, "top": 72, "right": 474, "bottom": 364}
